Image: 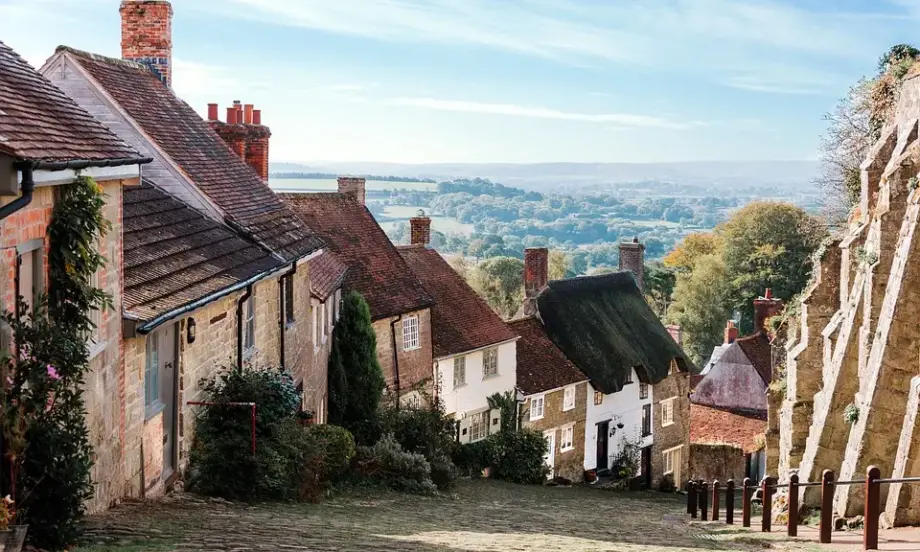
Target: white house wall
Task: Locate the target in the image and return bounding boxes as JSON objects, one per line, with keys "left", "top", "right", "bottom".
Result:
{"left": 583, "top": 368, "right": 654, "bottom": 471}
{"left": 437, "top": 340, "right": 516, "bottom": 416}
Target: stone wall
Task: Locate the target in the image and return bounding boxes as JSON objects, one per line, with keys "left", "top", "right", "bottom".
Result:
{"left": 522, "top": 382, "right": 588, "bottom": 481}
{"left": 651, "top": 368, "right": 690, "bottom": 488}
{"left": 373, "top": 308, "right": 434, "bottom": 394}
{"left": 689, "top": 444, "right": 746, "bottom": 483}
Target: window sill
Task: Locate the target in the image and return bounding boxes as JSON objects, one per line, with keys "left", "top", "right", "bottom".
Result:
{"left": 562, "top": 405, "right": 574, "bottom": 412}
{"left": 404, "top": 346, "right": 421, "bottom": 352}
{"left": 453, "top": 383, "right": 467, "bottom": 391}
{"left": 242, "top": 347, "right": 257, "bottom": 362}
{"left": 664, "top": 469, "right": 674, "bottom": 476}
{"left": 530, "top": 415, "right": 544, "bottom": 422}
{"left": 145, "top": 401, "right": 166, "bottom": 422}
{"left": 87, "top": 340, "right": 107, "bottom": 361}
{"left": 662, "top": 421, "right": 675, "bottom": 428}
{"left": 482, "top": 373, "right": 500, "bottom": 380}
{"left": 560, "top": 446, "right": 574, "bottom": 453}
{"left": 285, "top": 321, "right": 297, "bottom": 331}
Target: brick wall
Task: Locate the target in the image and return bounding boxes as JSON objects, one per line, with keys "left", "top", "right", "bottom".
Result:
{"left": 522, "top": 382, "right": 588, "bottom": 481}
{"left": 285, "top": 265, "right": 328, "bottom": 418}
{"left": 142, "top": 411, "right": 164, "bottom": 495}
{"left": 651, "top": 369, "right": 690, "bottom": 488}
{"left": 618, "top": 240, "right": 645, "bottom": 291}
{"left": 119, "top": 0, "right": 173, "bottom": 86}
{"left": 373, "top": 308, "right": 434, "bottom": 393}
{"left": 689, "top": 444, "right": 746, "bottom": 483}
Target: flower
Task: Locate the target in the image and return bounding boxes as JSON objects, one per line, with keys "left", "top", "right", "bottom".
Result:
{"left": 46, "top": 365, "right": 60, "bottom": 380}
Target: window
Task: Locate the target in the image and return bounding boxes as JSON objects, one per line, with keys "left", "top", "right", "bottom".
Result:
{"left": 639, "top": 382, "right": 649, "bottom": 400}
{"left": 402, "top": 316, "right": 420, "bottom": 350}
{"left": 144, "top": 332, "right": 159, "bottom": 412}
{"left": 320, "top": 302, "right": 327, "bottom": 343}
{"left": 311, "top": 300, "right": 318, "bottom": 348}
{"left": 530, "top": 395, "right": 545, "bottom": 420}
{"left": 243, "top": 293, "right": 255, "bottom": 353}
{"left": 594, "top": 391, "right": 603, "bottom": 406}
{"left": 406, "top": 394, "right": 421, "bottom": 409}
{"left": 470, "top": 410, "right": 490, "bottom": 442}
{"left": 663, "top": 446, "right": 682, "bottom": 476}
{"left": 327, "top": 296, "right": 333, "bottom": 330}
{"left": 642, "top": 404, "right": 652, "bottom": 437}
{"left": 661, "top": 397, "right": 677, "bottom": 427}
{"left": 560, "top": 425, "right": 574, "bottom": 452}
{"left": 562, "top": 386, "right": 575, "bottom": 411}
{"left": 453, "top": 356, "right": 466, "bottom": 389}
{"left": 16, "top": 241, "right": 44, "bottom": 314}
{"left": 87, "top": 269, "right": 102, "bottom": 345}
{"left": 625, "top": 369, "right": 633, "bottom": 384}
{"left": 335, "top": 289, "right": 342, "bottom": 321}
{"left": 283, "top": 276, "right": 295, "bottom": 325}
{"left": 482, "top": 348, "right": 498, "bottom": 378}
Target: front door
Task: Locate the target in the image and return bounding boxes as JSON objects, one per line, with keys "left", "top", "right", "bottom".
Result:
{"left": 641, "top": 446, "right": 652, "bottom": 488}
{"left": 596, "top": 421, "right": 610, "bottom": 472}
{"left": 543, "top": 430, "right": 556, "bottom": 478}
{"left": 157, "top": 324, "right": 178, "bottom": 478}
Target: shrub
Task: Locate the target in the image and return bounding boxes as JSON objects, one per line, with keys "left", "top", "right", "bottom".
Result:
{"left": 429, "top": 453, "right": 459, "bottom": 490}
{"left": 491, "top": 429, "right": 549, "bottom": 484}
{"left": 453, "top": 437, "right": 500, "bottom": 474}
{"left": 376, "top": 402, "right": 459, "bottom": 489}
{"left": 658, "top": 474, "right": 676, "bottom": 493}
{"left": 296, "top": 424, "right": 356, "bottom": 502}
{"left": 352, "top": 434, "right": 437, "bottom": 494}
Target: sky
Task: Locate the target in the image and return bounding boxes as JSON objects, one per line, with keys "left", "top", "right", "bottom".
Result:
{"left": 1, "top": 0, "right": 919, "bottom": 164}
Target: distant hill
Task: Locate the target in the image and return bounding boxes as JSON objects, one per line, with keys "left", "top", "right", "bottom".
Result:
{"left": 271, "top": 160, "right": 820, "bottom": 195}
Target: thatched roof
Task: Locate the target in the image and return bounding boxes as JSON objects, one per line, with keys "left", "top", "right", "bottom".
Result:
{"left": 534, "top": 271, "right": 694, "bottom": 394}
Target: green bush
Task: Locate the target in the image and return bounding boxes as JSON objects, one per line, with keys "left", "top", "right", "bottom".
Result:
{"left": 352, "top": 434, "right": 437, "bottom": 494}
{"left": 658, "top": 474, "right": 676, "bottom": 493}
{"left": 376, "top": 402, "right": 459, "bottom": 489}
{"left": 453, "top": 437, "right": 499, "bottom": 474}
{"left": 492, "top": 429, "right": 549, "bottom": 484}
{"left": 296, "top": 424, "right": 356, "bottom": 502}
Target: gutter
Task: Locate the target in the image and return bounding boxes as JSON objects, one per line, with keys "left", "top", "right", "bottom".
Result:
{"left": 390, "top": 315, "right": 402, "bottom": 410}
{"left": 0, "top": 162, "right": 35, "bottom": 221}
{"left": 236, "top": 285, "right": 253, "bottom": 368}
{"left": 278, "top": 262, "right": 296, "bottom": 370}
{"left": 29, "top": 157, "right": 152, "bottom": 171}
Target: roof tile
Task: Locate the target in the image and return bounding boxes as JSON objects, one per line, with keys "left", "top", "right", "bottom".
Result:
{"left": 509, "top": 317, "right": 588, "bottom": 395}
{"left": 308, "top": 250, "right": 348, "bottom": 301}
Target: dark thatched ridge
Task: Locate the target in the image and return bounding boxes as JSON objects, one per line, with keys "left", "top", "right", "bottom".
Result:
{"left": 535, "top": 271, "right": 695, "bottom": 394}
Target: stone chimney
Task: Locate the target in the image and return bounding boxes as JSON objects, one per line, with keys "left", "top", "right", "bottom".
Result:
{"left": 207, "top": 101, "right": 272, "bottom": 182}
{"left": 524, "top": 248, "right": 549, "bottom": 298}
{"left": 410, "top": 210, "right": 431, "bottom": 246}
{"left": 724, "top": 320, "right": 739, "bottom": 344}
{"left": 753, "top": 289, "right": 784, "bottom": 334}
{"left": 120, "top": 1, "right": 173, "bottom": 87}
{"left": 338, "top": 176, "right": 366, "bottom": 205}
{"left": 619, "top": 237, "right": 645, "bottom": 292}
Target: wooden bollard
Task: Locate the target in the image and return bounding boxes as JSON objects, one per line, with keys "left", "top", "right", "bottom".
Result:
{"left": 699, "top": 481, "right": 709, "bottom": 521}
{"left": 711, "top": 480, "right": 720, "bottom": 521}
{"left": 864, "top": 466, "right": 881, "bottom": 550}
{"left": 762, "top": 476, "right": 775, "bottom": 532}
{"left": 687, "top": 480, "right": 697, "bottom": 518}
{"left": 742, "top": 477, "right": 752, "bottom": 528}
{"left": 725, "top": 479, "right": 735, "bottom": 525}
{"left": 820, "top": 470, "right": 834, "bottom": 544}
{"left": 788, "top": 473, "right": 799, "bottom": 537}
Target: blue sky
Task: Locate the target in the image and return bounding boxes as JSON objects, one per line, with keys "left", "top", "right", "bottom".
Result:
{"left": 2, "top": 0, "right": 919, "bottom": 163}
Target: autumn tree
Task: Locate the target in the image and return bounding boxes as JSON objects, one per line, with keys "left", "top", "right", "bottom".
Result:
{"left": 662, "top": 232, "right": 720, "bottom": 272}
{"left": 667, "top": 254, "right": 732, "bottom": 363}
{"left": 472, "top": 256, "right": 525, "bottom": 318}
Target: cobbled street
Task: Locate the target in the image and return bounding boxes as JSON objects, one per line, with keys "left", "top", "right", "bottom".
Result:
{"left": 73, "top": 480, "right": 820, "bottom": 552}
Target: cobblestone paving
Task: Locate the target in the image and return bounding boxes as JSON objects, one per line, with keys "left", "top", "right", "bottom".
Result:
{"left": 76, "top": 480, "right": 795, "bottom": 552}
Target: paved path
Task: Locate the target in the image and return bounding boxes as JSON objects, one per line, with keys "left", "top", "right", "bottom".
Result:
{"left": 72, "top": 480, "right": 888, "bottom": 552}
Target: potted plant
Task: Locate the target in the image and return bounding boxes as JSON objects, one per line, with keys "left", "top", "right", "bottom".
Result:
{"left": 0, "top": 496, "right": 27, "bottom": 552}
{"left": 584, "top": 469, "right": 598, "bottom": 483}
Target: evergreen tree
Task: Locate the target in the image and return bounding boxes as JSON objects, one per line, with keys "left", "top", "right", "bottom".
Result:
{"left": 327, "top": 291, "right": 385, "bottom": 444}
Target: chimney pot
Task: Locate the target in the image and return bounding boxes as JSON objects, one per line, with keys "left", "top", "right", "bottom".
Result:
{"left": 618, "top": 238, "right": 646, "bottom": 292}
{"left": 207, "top": 103, "right": 218, "bottom": 121}
{"left": 244, "top": 104, "right": 254, "bottom": 125}
{"left": 753, "top": 291, "right": 784, "bottom": 334}
{"left": 252, "top": 109, "right": 261, "bottom": 125}
{"left": 724, "top": 320, "right": 739, "bottom": 344}
{"left": 524, "top": 248, "right": 549, "bottom": 298}
{"left": 410, "top": 212, "right": 432, "bottom": 246}
{"left": 764, "top": 288, "right": 772, "bottom": 299}
{"left": 338, "top": 176, "right": 366, "bottom": 205}
{"left": 226, "top": 107, "right": 238, "bottom": 125}
{"left": 120, "top": 0, "right": 174, "bottom": 87}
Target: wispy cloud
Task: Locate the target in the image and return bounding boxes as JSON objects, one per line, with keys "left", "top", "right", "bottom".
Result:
{"left": 384, "top": 97, "right": 702, "bottom": 129}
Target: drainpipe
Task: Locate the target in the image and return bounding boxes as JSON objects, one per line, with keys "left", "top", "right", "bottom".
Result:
{"left": 236, "top": 285, "right": 253, "bottom": 368}
{"left": 0, "top": 163, "right": 35, "bottom": 222}
{"left": 278, "top": 263, "right": 296, "bottom": 371}
{"left": 390, "top": 315, "right": 402, "bottom": 410}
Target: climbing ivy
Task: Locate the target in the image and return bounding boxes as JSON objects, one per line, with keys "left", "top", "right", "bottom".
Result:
{"left": 843, "top": 402, "right": 860, "bottom": 425}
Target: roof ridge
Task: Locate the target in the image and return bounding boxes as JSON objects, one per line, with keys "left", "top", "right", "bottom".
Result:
{"left": 56, "top": 45, "right": 149, "bottom": 72}
{"left": 281, "top": 191, "right": 353, "bottom": 201}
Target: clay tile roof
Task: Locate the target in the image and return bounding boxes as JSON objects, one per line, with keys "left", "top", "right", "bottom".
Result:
{"left": 735, "top": 332, "right": 773, "bottom": 384}
{"left": 308, "top": 250, "right": 348, "bottom": 301}
{"left": 0, "top": 41, "right": 142, "bottom": 163}
{"left": 123, "top": 179, "right": 279, "bottom": 324}
{"left": 61, "top": 47, "right": 321, "bottom": 261}
{"left": 690, "top": 404, "right": 767, "bottom": 453}
{"left": 281, "top": 193, "right": 434, "bottom": 320}
{"left": 398, "top": 245, "right": 518, "bottom": 357}
{"left": 509, "top": 317, "right": 588, "bottom": 395}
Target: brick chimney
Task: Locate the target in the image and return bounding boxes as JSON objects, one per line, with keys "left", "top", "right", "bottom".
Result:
{"left": 753, "top": 289, "right": 784, "bottom": 334}
{"left": 524, "top": 248, "right": 549, "bottom": 298}
{"left": 338, "top": 177, "right": 366, "bottom": 205}
{"left": 666, "top": 324, "right": 683, "bottom": 345}
{"left": 618, "top": 237, "right": 645, "bottom": 291}
{"left": 207, "top": 101, "right": 272, "bottom": 182}
{"left": 410, "top": 210, "right": 431, "bottom": 246}
{"left": 724, "top": 320, "right": 739, "bottom": 344}
{"left": 120, "top": 1, "right": 173, "bottom": 87}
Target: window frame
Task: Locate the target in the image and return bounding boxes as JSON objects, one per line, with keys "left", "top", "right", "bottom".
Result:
{"left": 283, "top": 275, "right": 295, "bottom": 326}
{"left": 320, "top": 302, "right": 327, "bottom": 344}
{"left": 334, "top": 289, "right": 342, "bottom": 321}
{"left": 470, "top": 410, "right": 490, "bottom": 442}
{"left": 144, "top": 332, "right": 160, "bottom": 416}
{"left": 243, "top": 292, "right": 256, "bottom": 354}
{"left": 663, "top": 446, "right": 682, "bottom": 476}
{"left": 639, "top": 382, "right": 649, "bottom": 400}
{"left": 453, "top": 355, "right": 466, "bottom": 389}
{"left": 661, "top": 397, "right": 677, "bottom": 427}
{"left": 311, "top": 300, "right": 319, "bottom": 350}
{"left": 402, "top": 315, "right": 420, "bottom": 351}
{"left": 16, "top": 239, "right": 44, "bottom": 315}
{"left": 562, "top": 386, "right": 575, "bottom": 411}
{"left": 482, "top": 347, "right": 498, "bottom": 378}
{"left": 530, "top": 394, "right": 545, "bottom": 421}
{"left": 594, "top": 390, "right": 603, "bottom": 406}
{"left": 625, "top": 369, "right": 633, "bottom": 384}
{"left": 641, "top": 404, "right": 652, "bottom": 437}
{"left": 560, "top": 424, "right": 575, "bottom": 452}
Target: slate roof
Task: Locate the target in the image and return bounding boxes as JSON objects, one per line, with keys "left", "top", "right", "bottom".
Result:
{"left": 509, "top": 317, "right": 588, "bottom": 395}
{"left": 534, "top": 271, "right": 695, "bottom": 394}
{"left": 0, "top": 41, "right": 142, "bottom": 163}
{"left": 123, "top": 179, "right": 279, "bottom": 324}
{"left": 308, "top": 250, "right": 348, "bottom": 301}
{"left": 398, "top": 245, "right": 517, "bottom": 358}
{"left": 60, "top": 47, "right": 321, "bottom": 261}
{"left": 281, "top": 193, "right": 434, "bottom": 320}
{"left": 735, "top": 332, "right": 773, "bottom": 385}
{"left": 690, "top": 404, "right": 767, "bottom": 453}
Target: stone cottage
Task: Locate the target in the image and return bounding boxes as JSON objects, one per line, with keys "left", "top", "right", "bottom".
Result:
{"left": 397, "top": 214, "right": 519, "bottom": 442}
{"left": 0, "top": 39, "right": 150, "bottom": 512}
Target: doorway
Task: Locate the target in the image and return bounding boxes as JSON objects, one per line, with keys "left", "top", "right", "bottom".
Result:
{"left": 641, "top": 446, "right": 652, "bottom": 488}
{"left": 543, "top": 430, "right": 556, "bottom": 478}
{"left": 155, "top": 324, "right": 179, "bottom": 479}
{"left": 596, "top": 420, "right": 610, "bottom": 472}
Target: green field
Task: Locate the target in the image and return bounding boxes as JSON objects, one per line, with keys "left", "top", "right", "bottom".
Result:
{"left": 375, "top": 205, "right": 475, "bottom": 236}
{"left": 270, "top": 178, "right": 436, "bottom": 192}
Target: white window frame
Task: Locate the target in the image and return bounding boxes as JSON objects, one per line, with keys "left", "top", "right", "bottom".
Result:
{"left": 311, "top": 300, "right": 319, "bottom": 350}
{"left": 470, "top": 410, "right": 490, "bottom": 442}
{"left": 335, "top": 289, "right": 342, "bottom": 321}
{"left": 663, "top": 445, "right": 682, "bottom": 476}
{"left": 482, "top": 347, "right": 498, "bottom": 378}
{"left": 16, "top": 239, "right": 44, "bottom": 315}
{"left": 594, "top": 390, "right": 603, "bottom": 405}
{"left": 639, "top": 382, "right": 649, "bottom": 400}
{"left": 320, "top": 302, "right": 327, "bottom": 344}
{"left": 283, "top": 275, "right": 295, "bottom": 326}
{"left": 560, "top": 424, "right": 575, "bottom": 452}
{"left": 144, "top": 332, "right": 160, "bottom": 414}
{"left": 530, "top": 394, "right": 545, "bottom": 421}
{"left": 453, "top": 355, "right": 466, "bottom": 389}
{"left": 243, "top": 292, "right": 255, "bottom": 355}
{"left": 562, "top": 386, "right": 575, "bottom": 412}
{"left": 402, "top": 315, "right": 420, "bottom": 351}
{"left": 661, "top": 397, "right": 677, "bottom": 427}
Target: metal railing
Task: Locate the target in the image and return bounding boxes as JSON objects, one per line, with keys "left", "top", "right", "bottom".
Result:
{"left": 685, "top": 466, "right": 920, "bottom": 551}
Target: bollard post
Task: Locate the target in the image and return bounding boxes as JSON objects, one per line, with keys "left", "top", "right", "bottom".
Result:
{"left": 687, "top": 480, "right": 697, "bottom": 518}
{"left": 742, "top": 477, "right": 752, "bottom": 528}
{"left": 725, "top": 479, "right": 735, "bottom": 525}
{"left": 699, "top": 481, "right": 709, "bottom": 521}
{"left": 762, "top": 476, "right": 775, "bottom": 532}
{"left": 820, "top": 470, "right": 834, "bottom": 544}
{"left": 864, "top": 466, "right": 881, "bottom": 550}
{"left": 788, "top": 473, "right": 799, "bottom": 537}
{"left": 712, "top": 480, "right": 720, "bottom": 521}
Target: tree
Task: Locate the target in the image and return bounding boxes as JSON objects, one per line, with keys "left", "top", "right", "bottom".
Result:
{"left": 662, "top": 232, "right": 720, "bottom": 272}
{"left": 548, "top": 250, "right": 569, "bottom": 281}
{"left": 644, "top": 262, "right": 676, "bottom": 320}
{"left": 472, "top": 256, "right": 524, "bottom": 319}
{"left": 667, "top": 254, "right": 732, "bottom": 364}
{"left": 566, "top": 251, "right": 588, "bottom": 277}
{"left": 327, "top": 291, "right": 385, "bottom": 444}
